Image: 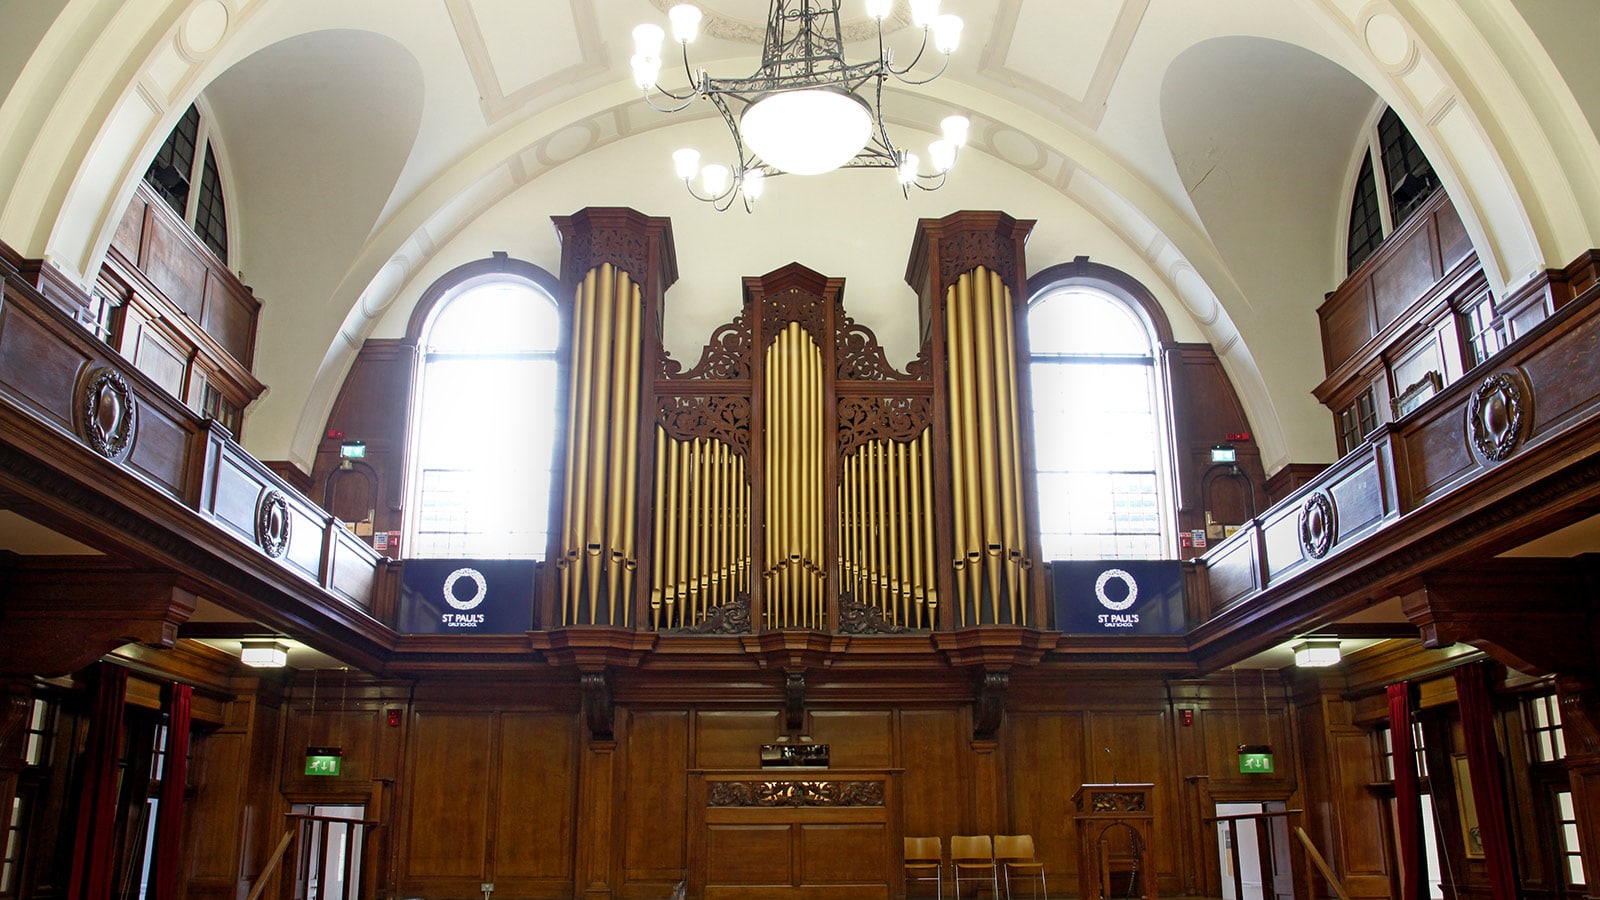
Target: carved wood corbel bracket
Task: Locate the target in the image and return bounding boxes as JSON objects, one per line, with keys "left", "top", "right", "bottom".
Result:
{"left": 581, "top": 670, "right": 615, "bottom": 741}
{"left": 973, "top": 669, "right": 1010, "bottom": 740}
{"left": 0, "top": 556, "right": 198, "bottom": 676}
{"left": 1398, "top": 558, "right": 1596, "bottom": 679}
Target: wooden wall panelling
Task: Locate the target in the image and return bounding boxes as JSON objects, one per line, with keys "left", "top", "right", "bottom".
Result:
{"left": 1005, "top": 711, "right": 1087, "bottom": 889}
{"left": 0, "top": 285, "right": 93, "bottom": 428}
{"left": 1085, "top": 708, "right": 1181, "bottom": 893}
{"left": 494, "top": 712, "right": 580, "bottom": 890}
{"left": 806, "top": 709, "right": 894, "bottom": 768}
{"left": 402, "top": 710, "right": 495, "bottom": 886}
{"left": 620, "top": 710, "right": 691, "bottom": 895}
{"left": 694, "top": 710, "right": 782, "bottom": 769}
{"left": 183, "top": 680, "right": 287, "bottom": 900}
{"left": 896, "top": 707, "right": 967, "bottom": 846}
{"left": 1170, "top": 344, "right": 1268, "bottom": 553}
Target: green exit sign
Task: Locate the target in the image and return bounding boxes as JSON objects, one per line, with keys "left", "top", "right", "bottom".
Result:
{"left": 1238, "top": 743, "right": 1274, "bottom": 774}
{"left": 305, "top": 747, "right": 343, "bottom": 776}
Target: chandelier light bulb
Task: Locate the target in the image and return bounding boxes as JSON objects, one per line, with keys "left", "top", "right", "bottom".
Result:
{"left": 673, "top": 148, "right": 702, "bottom": 180}
{"left": 941, "top": 114, "right": 970, "bottom": 147}
{"left": 898, "top": 152, "right": 920, "bottom": 185}
{"left": 909, "top": 0, "right": 940, "bottom": 28}
{"left": 669, "top": 4, "right": 703, "bottom": 43}
{"left": 932, "top": 14, "right": 963, "bottom": 53}
{"left": 742, "top": 169, "right": 766, "bottom": 200}
{"left": 865, "top": 0, "right": 893, "bottom": 20}
{"left": 702, "top": 164, "right": 731, "bottom": 196}
{"left": 631, "top": 54, "right": 661, "bottom": 90}
{"left": 929, "top": 139, "right": 956, "bottom": 173}
{"left": 632, "top": 23, "right": 666, "bottom": 57}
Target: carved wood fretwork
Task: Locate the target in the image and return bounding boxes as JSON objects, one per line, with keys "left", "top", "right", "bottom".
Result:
{"left": 675, "top": 595, "right": 752, "bottom": 635}
{"left": 836, "top": 396, "right": 932, "bottom": 458}
{"left": 707, "top": 780, "right": 885, "bottom": 808}
{"left": 838, "top": 595, "right": 909, "bottom": 634}
{"left": 663, "top": 311, "right": 752, "bottom": 380}
{"left": 658, "top": 396, "right": 752, "bottom": 458}
{"left": 939, "top": 232, "right": 1022, "bottom": 299}
{"left": 836, "top": 313, "right": 922, "bottom": 382}
{"left": 762, "top": 287, "right": 829, "bottom": 352}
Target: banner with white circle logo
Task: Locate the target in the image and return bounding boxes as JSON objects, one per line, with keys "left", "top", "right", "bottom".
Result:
{"left": 1051, "top": 560, "right": 1185, "bottom": 634}
{"left": 398, "top": 559, "right": 538, "bottom": 633}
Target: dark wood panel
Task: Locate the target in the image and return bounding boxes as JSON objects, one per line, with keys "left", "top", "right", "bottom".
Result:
{"left": 125, "top": 397, "right": 194, "bottom": 496}
{"left": 1086, "top": 711, "right": 1178, "bottom": 880}
{"left": 1007, "top": 712, "right": 1085, "bottom": 883}
{"left": 282, "top": 503, "right": 326, "bottom": 583}
{"left": 1321, "top": 283, "right": 1375, "bottom": 374}
{"left": 898, "top": 709, "right": 965, "bottom": 837}
{"left": 706, "top": 824, "right": 792, "bottom": 883}
{"left": 495, "top": 712, "right": 578, "bottom": 879}
{"left": 1261, "top": 509, "right": 1304, "bottom": 581}
{"left": 185, "top": 730, "right": 246, "bottom": 880}
{"left": 807, "top": 710, "right": 893, "bottom": 768}
{"left": 1205, "top": 534, "right": 1259, "bottom": 609}
{"left": 202, "top": 270, "right": 256, "bottom": 364}
{"left": 1328, "top": 457, "right": 1385, "bottom": 538}
{"left": 143, "top": 212, "right": 209, "bottom": 321}
{"left": 1400, "top": 410, "right": 1476, "bottom": 506}
{"left": 328, "top": 526, "right": 380, "bottom": 608}
{"left": 207, "top": 452, "right": 261, "bottom": 540}
{"left": 133, "top": 327, "right": 187, "bottom": 396}
{"left": 624, "top": 711, "right": 691, "bottom": 881}
{"left": 113, "top": 193, "right": 147, "bottom": 262}
{"left": 1435, "top": 202, "right": 1471, "bottom": 273}
{"left": 406, "top": 711, "right": 492, "bottom": 878}
{"left": 1522, "top": 309, "right": 1600, "bottom": 435}
{"left": 799, "top": 823, "right": 888, "bottom": 883}
{"left": 695, "top": 710, "right": 781, "bottom": 769}
{"left": 1372, "top": 225, "right": 1438, "bottom": 332}
{"left": 0, "top": 298, "right": 87, "bottom": 427}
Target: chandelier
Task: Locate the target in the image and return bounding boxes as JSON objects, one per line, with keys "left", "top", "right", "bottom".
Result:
{"left": 631, "top": 1, "right": 969, "bottom": 211}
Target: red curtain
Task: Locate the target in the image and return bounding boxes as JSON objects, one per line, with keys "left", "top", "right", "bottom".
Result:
{"left": 1455, "top": 662, "right": 1518, "bottom": 900}
{"left": 1388, "top": 681, "right": 1425, "bottom": 900}
{"left": 150, "top": 682, "right": 192, "bottom": 900}
{"left": 67, "top": 662, "right": 127, "bottom": 900}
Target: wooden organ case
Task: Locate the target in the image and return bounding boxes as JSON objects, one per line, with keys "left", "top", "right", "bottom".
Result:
{"left": 546, "top": 209, "right": 1047, "bottom": 634}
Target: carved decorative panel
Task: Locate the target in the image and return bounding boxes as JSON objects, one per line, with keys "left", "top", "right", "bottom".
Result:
{"left": 77, "top": 367, "right": 135, "bottom": 461}
{"left": 1298, "top": 491, "right": 1336, "bottom": 560}
{"left": 659, "top": 396, "right": 752, "bottom": 457}
{"left": 255, "top": 489, "right": 291, "bottom": 558}
{"left": 664, "top": 311, "right": 752, "bottom": 380}
{"left": 707, "top": 780, "right": 885, "bottom": 808}
{"left": 1468, "top": 371, "right": 1528, "bottom": 462}
{"left": 837, "top": 397, "right": 932, "bottom": 457}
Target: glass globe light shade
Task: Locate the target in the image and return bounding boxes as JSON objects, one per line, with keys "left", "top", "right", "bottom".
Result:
{"left": 929, "top": 139, "right": 956, "bottom": 173}
{"left": 932, "top": 14, "right": 963, "bottom": 53}
{"left": 941, "top": 114, "right": 970, "bottom": 146}
{"left": 742, "top": 169, "right": 765, "bottom": 200}
{"left": 898, "top": 152, "right": 920, "bottom": 184}
{"left": 740, "top": 89, "right": 873, "bottom": 176}
{"left": 669, "top": 4, "right": 702, "bottom": 42}
{"left": 673, "top": 148, "right": 701, "bottom": 180}
{"left": 865, "top": 0, "right": 893, "bottom": 20}
{"left": 633, "top": 23, "right": 665, "bottom": 56}
{"left": 702, "top": 164, "right": 730, "bottom": 196}
{"left": 631, "top": 54, "right": 661, "bottom": 89}
{"left": 909, "top": 0, "right": 939, "bottom": 28}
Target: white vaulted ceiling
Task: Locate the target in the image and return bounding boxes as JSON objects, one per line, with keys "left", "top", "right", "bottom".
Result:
{"left": 2, "top": 0, "right": 1598, "bottom": 481}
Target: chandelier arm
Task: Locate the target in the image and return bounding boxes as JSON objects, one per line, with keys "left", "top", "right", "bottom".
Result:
{"left": 890, "top": 51, "right": 951, "bottom": 86}
{"left": 884, "top": 28, "right": 932, "bottom": 77}
{"left": 871, "top": 74, "right": 897, "bottom": 159}
{"left": 642, "top": 89, "right": 698, "bottom": 113}
{"left": 707, "top": 92, "right": 757, "bottom": 175}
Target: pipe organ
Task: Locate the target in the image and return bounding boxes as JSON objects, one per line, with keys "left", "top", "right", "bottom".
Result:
{"left": 549, "top": 209, "right": 1044, "bottom": 632}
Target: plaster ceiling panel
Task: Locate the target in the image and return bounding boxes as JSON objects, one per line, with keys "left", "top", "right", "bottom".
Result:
{"left": 449, "top": 0, "right": 606, "bottom": 123}
{"left": 0, "top": 510, "right": 102, "bottom": 555}
{"left": 981, "top": 0, "right": 1148, "bottom": 128}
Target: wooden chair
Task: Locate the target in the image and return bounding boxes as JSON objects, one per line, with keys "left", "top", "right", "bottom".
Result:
{"left": 951, "top": 834, "right": 998, "bottom": 900}
{"left": 995, "top": 834, "right": 1048, "bottom": 900}
{"left": 904, "top": 835, "right": 944, "bottom": 900}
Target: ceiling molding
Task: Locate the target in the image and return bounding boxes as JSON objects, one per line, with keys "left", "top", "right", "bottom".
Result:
{"left": 979, "top": 0, "right": 1149, "bottom": 130}
{"left": 448, "top": 0, "right": 610, "bottom": 125}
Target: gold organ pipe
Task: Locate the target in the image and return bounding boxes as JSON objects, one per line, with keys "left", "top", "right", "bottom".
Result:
{"left": 676, "top": 436, "right": 694, "bottom": 624}
{"left": 662, "top": 436, "right": 681, "bottom": 626}
{"left": 971, "top": 270, "right": 1005, "bottom": 623}
{"left": 874, "top": 441, "right": 890, "bottom": 615}
{"left": 699, "top": 440, "right": 713, "bottom": 616}
{"left": 896, "top": 440, "right": 913, "bottom": 628}
{"left": 809, "top": 337, "right": 823, "bottom": 628}
{"left": 708, "top": 440, "right": 723, "bottom": 608}
{"left": 907, "top": 436, "right": 925, "bottom": 627}
{"left": 604, "top": 274, "right": 637, "bottom": 624}
{"left": 618, "top": 282, "right": 643, "bottom": 625}
{"left": 764, "top": 334, "right": 779, "bottom": 628}
{"left": 564, "top": 271, "right": 599, "bottom": 623}
{"left": 844, "top": 450, "right": 859, "bottom": 601}
{"left": 992, "top": 274, "right": 1026, "bottom": 623}
{"left": 948, "top": 277, "right": 984, "bottom": 618}
{"left": 928, "top": 425, "right": 934, "bottom": 624}
{"left": 581, "top": 265, "right": 620, "bottom": 624}
{"left": 651, "top": 426, "right": 668, "bottom": 627}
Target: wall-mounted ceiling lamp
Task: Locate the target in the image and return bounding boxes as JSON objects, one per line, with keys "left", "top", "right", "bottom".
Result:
{"left": 633, "top": 1, "right": 968, "bottom": 211}
{"left": 1291, "top": 638, "right": 1342, "bottom": 668}
{"left": 239, "top": 639, "right": 290, "bottom": 668}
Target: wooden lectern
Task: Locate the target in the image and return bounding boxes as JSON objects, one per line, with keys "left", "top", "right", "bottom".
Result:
{"left": 1070, "top": 784, "right": 1156, "bottom": 900}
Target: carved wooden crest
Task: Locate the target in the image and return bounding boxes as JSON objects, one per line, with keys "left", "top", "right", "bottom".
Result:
{"left": 77, "top": 367, "right": 135, "bottom": 461}
{"left": 255, "top": 489, "right": 291, "bottom": 558}
{"left": 1298, "top": 490, "right": 1336, "bottom": 560}
{"left": 1468, "top": 371, "right": 1527, "bottom": 462}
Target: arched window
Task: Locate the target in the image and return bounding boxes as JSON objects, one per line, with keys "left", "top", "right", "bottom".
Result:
{"left": 1027, "top": 267, "right": 1171, "bottom": 560}
{"left": 1344, "top": 106, "right": 1439, "bottom": 273}
{"left": 144, "top": 101, "right": 232, "bottom": 263}
{"left": 407, "top": 272, "right": 561, "bottom": 559}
